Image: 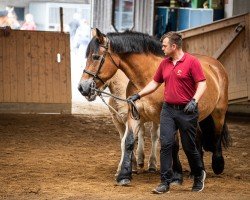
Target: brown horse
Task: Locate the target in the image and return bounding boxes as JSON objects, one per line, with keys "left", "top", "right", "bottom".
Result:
{"left": 86, "top": 69, "right": 160, "bottom": 175}
{"left": 78, "top": 28, "right": 230, "bottom": 185}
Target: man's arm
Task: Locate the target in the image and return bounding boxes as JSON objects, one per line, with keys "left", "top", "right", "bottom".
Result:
{"left": 138, "top": 80, "right": 161, "bottom": 98}
{"left": 193, "top": 80, "right": 207, "bottom": 103}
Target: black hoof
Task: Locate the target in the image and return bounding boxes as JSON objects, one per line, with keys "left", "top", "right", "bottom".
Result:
{"left": 212, "top": 155, "right": 224, "bottom": 174}
{"left": 148, "top": 168, "right": 157, "bottom": 173}
{"left": 117, "top": 179, "right": 131, "bottom": 186}
{"left": 171, "top": 172, "right": 183, "bottom": 185}
{"left": 138, "top": 163, "right": 144, "bottom": 169}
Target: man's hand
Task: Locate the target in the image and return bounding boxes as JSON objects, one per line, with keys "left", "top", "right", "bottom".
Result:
{"left": 184, "top": 99, "right": 197, "bottom": 113}
{"left": 127, "top": 93, "right": 140, "bottom": 102}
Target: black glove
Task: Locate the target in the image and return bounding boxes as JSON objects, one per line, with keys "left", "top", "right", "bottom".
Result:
{"left": 127, "top": 93, "right": 140, "bottom": 102}
{"left": 184, "top": 99, "right": 197, "bottom": 113}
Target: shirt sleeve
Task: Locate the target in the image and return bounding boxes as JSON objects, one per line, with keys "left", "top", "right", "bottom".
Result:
{"left": 153, "top": 60, "right": 164, "bottom": 83}
{"left": 190, "top": 58, "right": 206, "bottom": 82}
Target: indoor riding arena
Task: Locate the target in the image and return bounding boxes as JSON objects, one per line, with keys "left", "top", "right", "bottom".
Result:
{"left": 0, "top": 5, "right": 250, "bottom": 200}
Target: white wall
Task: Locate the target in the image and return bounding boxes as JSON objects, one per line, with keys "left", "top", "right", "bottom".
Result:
{"left": 224, "top": 0, "right": 250, "bottom": 18}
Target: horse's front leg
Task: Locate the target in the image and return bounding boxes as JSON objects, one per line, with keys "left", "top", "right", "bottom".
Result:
{"left": 116, "top": 117, "right": 139, "bottom": 186}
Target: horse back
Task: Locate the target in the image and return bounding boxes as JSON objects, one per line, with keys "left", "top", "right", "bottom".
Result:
{"left": 193, "top": 54, "right": 229, "bottom": 121}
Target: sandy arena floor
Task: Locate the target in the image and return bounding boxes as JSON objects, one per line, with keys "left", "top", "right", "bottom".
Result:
{"left": 0, "top": 102, "right": 249, "bottom": 200}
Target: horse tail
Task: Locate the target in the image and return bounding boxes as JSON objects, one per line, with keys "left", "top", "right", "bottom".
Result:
{"left": 221, "top": 122, "right": 232, "bottom": 149}
{"left": 199, "top": 115, "right": 215, "bottom": 152}
{"left": 199, "top": 115, "right": 231, "bottom": 152}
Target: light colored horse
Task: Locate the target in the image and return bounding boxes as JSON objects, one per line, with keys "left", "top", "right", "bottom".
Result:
{"left": 87, "top": 69, "right": 159, "bottom": 175}
{"left": 0, "top": 8, "right": 20, "bottom": 29}
{"left": 78, "top": 29, "right": 230, "bottom": 185}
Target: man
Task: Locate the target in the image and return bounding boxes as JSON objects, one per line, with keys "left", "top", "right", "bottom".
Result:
{"left": 128, "top": 32, "right": 207, "bottom": 194}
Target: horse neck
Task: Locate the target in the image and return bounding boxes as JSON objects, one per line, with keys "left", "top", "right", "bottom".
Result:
{"left": 0, "top": 17, "right": 8, "bottom": 26}
{"left": 118, "top": 53, "right": 162, "bottom": 88}
{"left": 108, "top": 69, "right": 129, "bottom": 99}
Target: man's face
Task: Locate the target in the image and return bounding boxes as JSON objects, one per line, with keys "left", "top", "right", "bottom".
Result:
{"left": 161, "top": 37, "right": 176, "bottom": 56}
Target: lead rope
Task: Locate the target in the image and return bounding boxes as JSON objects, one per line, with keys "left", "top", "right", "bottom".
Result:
{"left": 90, "top": 86, "right": 140, "bottom": 120}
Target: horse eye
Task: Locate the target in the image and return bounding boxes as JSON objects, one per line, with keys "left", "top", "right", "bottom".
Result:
{"left": 92, "top": 54, "right": 101, "bottom": 60}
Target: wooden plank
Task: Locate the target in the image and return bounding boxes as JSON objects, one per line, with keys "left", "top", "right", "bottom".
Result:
{"left": 44, "top": 32, "right": 54, "bottom": 103}
{"left": 181, "top": 14, "right": 246, "bottom": 39}
{"left": 58, "top": 33, "right": 67, "bottom": 103}
{"left": 2, "top": 30, "right": 11, "bottom": 102}
{"left": 0, "top": 31, "right": 4, "bottom": 102}
{"left": 229, "top": 91, "right": 248, "bottom": 100}
{"left": 24, "top": 31, "right": 32, "bottom": 102}
{"left": 246, "top": 13, "right": 250, "bottom": 100}
{"left": 30, "top": 31, "right": 39, "bottom": 102}
{"left": 0, "top": 103, "right": 71, "bottom": 114}
{"left": 213, "top": 23, "right": 245, "bottom": 59}
{"left": 37, "top": 32, "right": 46, "bottom": 103}
{"left": 51, "top": 33, "right": 61, "bottom": 103}
{"left": 65, "top": 33, "right": 71, "bottom": 103}
{"left": 16, "top": 31, "right": 25, "bottom": 102}
{"left": 9, "top": 31, "right": 18, "bottom": 102}
{"left": 229, "top": 83, "right": 247, "bottom": 92}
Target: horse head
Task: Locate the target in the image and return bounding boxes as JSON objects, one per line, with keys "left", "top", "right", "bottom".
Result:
{"left": 78, "top": 28, "right": 120, "bottom": 101}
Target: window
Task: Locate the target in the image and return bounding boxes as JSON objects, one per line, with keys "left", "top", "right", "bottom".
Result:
{"left": 112, "top": 0, "right": 135, "bottom": 32}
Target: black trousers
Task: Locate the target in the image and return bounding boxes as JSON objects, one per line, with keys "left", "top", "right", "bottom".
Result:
{"left": 160, "top": 102, "right": 203, "bottom": 184}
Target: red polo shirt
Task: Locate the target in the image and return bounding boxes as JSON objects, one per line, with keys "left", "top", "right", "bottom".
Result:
{"left": 154, "top": 53, "right": 206, "bottom": 104}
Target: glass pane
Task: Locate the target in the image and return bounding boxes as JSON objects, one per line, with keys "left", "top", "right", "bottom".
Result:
{"left": 112, "top": 0, "right": 134, "bottom": 32}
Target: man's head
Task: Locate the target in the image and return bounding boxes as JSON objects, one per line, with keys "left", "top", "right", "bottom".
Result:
{"left": 160, "top": 32, "right": 183, "bottom": 56}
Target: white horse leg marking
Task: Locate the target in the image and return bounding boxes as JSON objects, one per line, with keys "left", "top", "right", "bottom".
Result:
{"left": 116, "top": 122, "right": 128, "bottom": 176}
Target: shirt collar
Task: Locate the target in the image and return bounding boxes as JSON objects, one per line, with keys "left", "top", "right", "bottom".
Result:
{"left": 166, "top": 53, "right": 186, "bottom": 63}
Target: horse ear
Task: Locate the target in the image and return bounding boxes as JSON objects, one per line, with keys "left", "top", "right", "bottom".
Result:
{"left": 91, "top": 28, "right": 104, "bottom": 44}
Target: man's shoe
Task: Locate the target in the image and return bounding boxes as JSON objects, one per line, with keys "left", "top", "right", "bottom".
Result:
{"left": 192, "top": 170, "right": 206, "bottom": 192}
{"left": 152, "top": 183, "right": 170, "bottom": 194}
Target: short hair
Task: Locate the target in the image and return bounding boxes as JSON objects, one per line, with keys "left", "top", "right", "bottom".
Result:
{"left": 160, "top": 32, "right": 182, "bottom": 48}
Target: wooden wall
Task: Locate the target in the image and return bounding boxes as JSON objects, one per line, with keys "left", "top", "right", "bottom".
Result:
{"left": 0, "top": 29, "right": 71, "bottom": 113}
{"left": 181, "top": 13, "right": 250, "bottom": 103}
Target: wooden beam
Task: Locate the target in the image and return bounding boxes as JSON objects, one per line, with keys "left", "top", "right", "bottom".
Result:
{"left": 60, "top": 7, "right": 64, "bottom": 33}
{"left": 0, "top": 103, "right": 71, "bottom": 114}
{"left": 213, "top": 22, "right": 245, "bottom": 59}
{"left": 246, "top": 13, "right": 250, "bottom": 100}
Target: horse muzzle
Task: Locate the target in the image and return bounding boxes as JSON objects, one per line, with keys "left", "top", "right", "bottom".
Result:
{"left": 78, "top": 79, "right": 93, "bottom": 96}
{"left": 78, "top": 79, "right": 98, "bottom": 101}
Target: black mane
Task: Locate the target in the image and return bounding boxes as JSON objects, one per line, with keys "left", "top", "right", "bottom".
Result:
{"left": 86, "top": 31, "right": 164, "bottom": 58}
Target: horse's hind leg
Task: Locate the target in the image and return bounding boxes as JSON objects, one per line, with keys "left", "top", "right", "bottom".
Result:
{"left": 148, "top": 122, "right": 159, "bottom": 172}
{"left": 136, "top": 121, "right": 145, "bottom": 172}
{"left": 171, "top": 132, "right": 183, "bottom": 185}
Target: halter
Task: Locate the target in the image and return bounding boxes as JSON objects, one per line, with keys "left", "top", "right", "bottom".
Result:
{"left": 83, "top": 38, "right": 119, "bottom": 84}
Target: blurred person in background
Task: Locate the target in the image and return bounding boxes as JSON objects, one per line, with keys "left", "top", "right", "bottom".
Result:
{"left": 21, "top": 13, "right": 36, "bottom": 30}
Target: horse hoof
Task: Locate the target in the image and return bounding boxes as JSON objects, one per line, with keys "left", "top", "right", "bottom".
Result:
{"left": 138, "top": 163, "right": 144, "bottom": 169}
{"left": 148, "top": 168, "right": 157, "bottom": 173}
{"left": 170, "top": 179, "right": 183, "bottom": 186}
{"left": 171, "top": 172, "right": 183, "bottom": 185}
{"left": 117, "top": 179, "right": 131, "bottom": 186}
{"left": 212, "top": 155, "right": 224, "bottom": 174}
{"left": 189, "top": 173, "right": 194, "bottom": 179}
